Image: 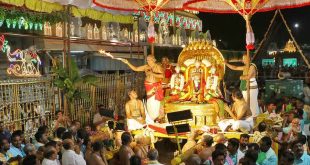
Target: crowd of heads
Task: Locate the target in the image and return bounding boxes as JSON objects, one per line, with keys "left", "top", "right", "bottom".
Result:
{"left": 0, "top": 109, "right": 165, "bottom": 165}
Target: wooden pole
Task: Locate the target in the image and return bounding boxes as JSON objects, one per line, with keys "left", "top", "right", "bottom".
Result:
{"left": 172, "top": 124, "right": 182, "bottom": 154}
{"left": 65, "top": 5, "right": 72, "bottom": 116}
{"left": 245, "top": 16, "right": 251, "bottom": 107}
{"left": 246, "top": 46, "right": 250, "bottom": 107}
{"left": 67, "top": 5, "right": 72, "bottom": 74}
{"left": 150, "top": 12, "right": 155, "bottom": 56}
{"left": 151, "top": 43, "right": 154, "bottom": 56}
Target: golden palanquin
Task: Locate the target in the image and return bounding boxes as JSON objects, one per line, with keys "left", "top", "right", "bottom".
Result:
{"left": 164, "top": 40, "right": 225, "bottom": 127}
{"left": 178, "top": 41, "right": 225, "bottom": 78}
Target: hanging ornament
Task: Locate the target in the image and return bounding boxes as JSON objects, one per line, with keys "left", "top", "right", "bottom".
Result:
{"left": 34, "top": 23, "right": 38, "bottom": 30}
{"left": 147, "top": 13, "right": 155, "bottom": 44}
{"left": 29, "top": 22, "right": 33, "bottom": 30}
{"left": 18, "top": 17, "right": 25, "bottom": 29}
{"left": 39, "top": 23, "right": 43, "bottom": 31}
{"left": 5, "top": 19, "right": 11, "bottom": 28}
{"left": 245, "top": 15, "right": 255, "bottom": 50}
{"left": 24, "top": 21, "right": 29, "bottom": 30}
{"left": 12, "top": 20, "right": 17, "bottom": 29}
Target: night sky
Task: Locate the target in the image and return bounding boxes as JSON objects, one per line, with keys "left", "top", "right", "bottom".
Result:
{"left": 198, "top": 6, "right": 310, "bottom": 50}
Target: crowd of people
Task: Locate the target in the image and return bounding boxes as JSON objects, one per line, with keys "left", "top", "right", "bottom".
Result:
{"left": 180, "top": 93, "right": 310, "bottom": 165}
{"left": 1, "top": 55, "right": 310, "bottom": 165}
{"left": 0, "top": 93, "right": 310, "bottom": 165}
{"left": 0, "top": 107, "right": 165, "bottom": 165}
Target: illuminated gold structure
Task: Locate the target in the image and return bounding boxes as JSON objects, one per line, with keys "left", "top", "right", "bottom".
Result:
{"left": 283, "top": 39, "right": 296, "bottom": 53}
{"left": 165, "top": 40, "right": 225, "bottom": 127}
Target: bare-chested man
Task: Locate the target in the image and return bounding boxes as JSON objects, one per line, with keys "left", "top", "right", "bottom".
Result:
{"left": 121, "top": 55, "right": 164, "bottom": 121}
{"left": 218, "top": 89, "right": 253, "bottom": 133}
{"left": 225, "top": 54, "right": 260, "bottom": 117}
{"left": 118, "top": 132, "right": 134, "bottom": 165}
{"left": 88, "top": 141, "right": 108, "bottom": 165}
{"left": 125, "top": 90, "right": 147, "bottom": 131}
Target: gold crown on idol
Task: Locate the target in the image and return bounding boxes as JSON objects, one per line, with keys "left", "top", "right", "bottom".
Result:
{"left": 184, "top": 40, "right": 214, "bottom": 51}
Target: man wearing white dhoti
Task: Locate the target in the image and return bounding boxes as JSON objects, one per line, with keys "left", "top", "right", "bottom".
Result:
{"left": 125, "top": 90, "right": 153, "bottom": 131}
{"left": 225, "top": 55, "right": 260, "bottom": 117}
{"left": 218, "top": 89, "right": 253, "bottom": 133}
{"left": 121, "top": 55, "right": 164, "bottom": 121}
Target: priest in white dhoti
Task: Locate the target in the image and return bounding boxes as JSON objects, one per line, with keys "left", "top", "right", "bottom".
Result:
{"left": 125, "top": 90, "right": 153, "bottom": 131}
{"left": 218, "top": 89, "right": 253, "bottom": 133}
{"left": 225, "top": 55, "right": 260, "bottom": 117}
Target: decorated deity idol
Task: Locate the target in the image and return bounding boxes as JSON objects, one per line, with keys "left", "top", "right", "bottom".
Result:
{"left": 102, "top": 25, "right": 107, "bottom": 40}
{"left": 180, "top": 61, "right": 206, "bottom": 103}
{"left": 123, "top": 28, "right": 128, "bottom": 39}
{"left": 192, "top": 74, "right": 202, "bottom": 102}
{"left": 159, "top": 31, "right": 163, "bottom": 44}
{"left": 206, "top": 67, "right": 219, "bottom": 93}
{"left": 101, "top": 26, "right": 108, "bottom": 40}
{"left": 170, "top": 65, "right": 184, "bottom": 95}
{"left": 56, "top": 22, "right": 63, "bottom": 37}
{"left": 44, "top": 22, "right": 52, "bottom": 36}
{"left": 70, "top": 21, "right": 75, "bottom": 36}
{"left": 134, "top": 29, "right": 139, "bottom": 42}
{"left": 94, "top": 24, "right": 100, "bottom": 40}
{"left": 87, "top": 24, "right": 93, "bottom": 39}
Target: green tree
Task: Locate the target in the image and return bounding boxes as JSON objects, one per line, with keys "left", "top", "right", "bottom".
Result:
{"left": 53, "top": 60, "right": 97, "bottom": 113}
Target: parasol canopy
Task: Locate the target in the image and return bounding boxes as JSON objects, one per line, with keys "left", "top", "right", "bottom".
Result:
{"left": 183, "top": 0, "right": 310, "bottom": 14}
{"left": 184, "top": 0, "right": 310, "bottom": 50}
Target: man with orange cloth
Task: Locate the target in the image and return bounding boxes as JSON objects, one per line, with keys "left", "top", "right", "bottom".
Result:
{"left": 121, "top": 55, "right": 164, "bottom": 121}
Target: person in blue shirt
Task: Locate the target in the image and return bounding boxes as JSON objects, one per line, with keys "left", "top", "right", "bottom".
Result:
{"left": 8, "top": 131, "right": 26, "bottom": 158}
{"left": 292, "top": 139, "right": 310, "bottom": 165}
{"left": 258, "top": 136, "right": 277, "bottom": 165}
{"left": 227, "top": 138, "right": 240, "bottom": 165}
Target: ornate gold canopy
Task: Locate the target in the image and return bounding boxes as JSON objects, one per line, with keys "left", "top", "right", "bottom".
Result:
{"left": 177, "top": 40, "right": 225, "bottom": 80}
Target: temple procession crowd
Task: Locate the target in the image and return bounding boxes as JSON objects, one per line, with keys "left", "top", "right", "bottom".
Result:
{"left": 0, "top": 107, "right": 166, "bottom": 165}
{"left": 1, "top": 57, "right": 310, "bottom": 165}
{"left": 0, "top": 93, "right": 310, "bottom": 165}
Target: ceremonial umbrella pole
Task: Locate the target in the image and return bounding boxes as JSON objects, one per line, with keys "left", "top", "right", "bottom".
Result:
{"left": 184, "top": 0, "right": 310, "bottom": 108}
{"left": 134, "top": 0, "right": 170, "bottom": 55}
